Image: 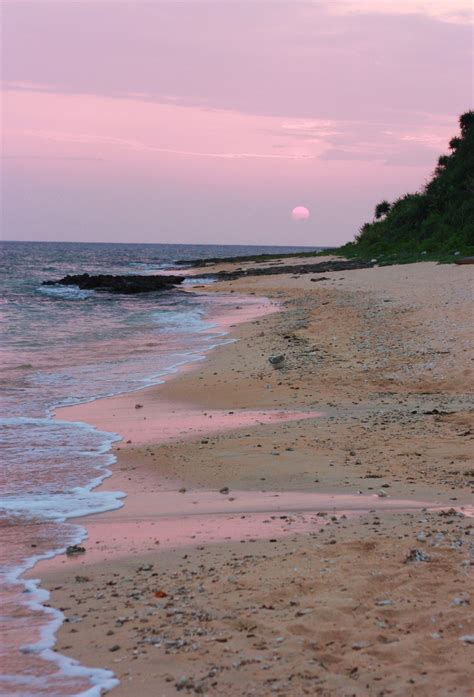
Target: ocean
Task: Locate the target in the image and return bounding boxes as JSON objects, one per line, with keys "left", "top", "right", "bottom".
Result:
{"left": 0, "top": 240, "right": 318, "bottom": 696}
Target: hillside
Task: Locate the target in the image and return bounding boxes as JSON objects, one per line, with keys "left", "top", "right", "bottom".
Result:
{"left": 339, "top": 111, "right": 474, "bottom": 260}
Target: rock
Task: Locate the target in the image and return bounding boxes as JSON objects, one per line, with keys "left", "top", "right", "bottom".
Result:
{"left": 137, "top": 563, "right": 154, "bottom": 571}
{"left": 175, "top": 676, "right": 194, "bottom": 691}
{"left": 454, "top": 257, "right": 474, "bottom": 265}
{"left": 268, "top": 354, "right": 285, "bottom": 367}
{"left": 404, "top": 549, "right": 430, "bottom": 563}
{"left": 459, "top": 635, "right": 474, "bottom": 643}
{"left": 211, "top": 259, "right": 377, "bottom": 281}
{"left": 452, "top": 596, "right": 470, "bottom": 606}
{"left": 74, "top": 575, "right": 90, "bottom": 583}
{"left": 65, "top": 545, "right": 86, "bottom": 556}
{"left": 42, "top": 273, "right": 185, "bottom": 294}
{"left": 109, "top": 644, "right": 121, "bottom": 652}
{"left": 219, "top": 487, "right": 230, "bottom": 495}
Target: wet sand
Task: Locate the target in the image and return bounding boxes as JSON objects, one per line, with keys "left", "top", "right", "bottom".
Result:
{"left": 34, "top": 260, "right": 473, "bottom": 696}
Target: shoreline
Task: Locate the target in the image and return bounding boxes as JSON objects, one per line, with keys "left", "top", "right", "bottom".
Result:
{"left": 34, "top": 259, "right": 473, "bottom": 696}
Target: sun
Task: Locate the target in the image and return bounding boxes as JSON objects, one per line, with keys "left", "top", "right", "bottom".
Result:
{"left": 291, "top": 206, "right": 310, "bottom": 221}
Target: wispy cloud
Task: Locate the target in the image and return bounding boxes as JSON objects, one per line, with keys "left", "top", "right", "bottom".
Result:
{"left": 1, "top": 81, "right": 60, "bottom": 91}
{"left": 8, "top": 128, "right": 315, "bottom": 161}
{"left": 328, "top": 0, "right": 473, "bottom": 24}
{"left": 1, "top": 155, "right": 104, "bottom": 161}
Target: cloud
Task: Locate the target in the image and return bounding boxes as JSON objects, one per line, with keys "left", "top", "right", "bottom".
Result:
{"left": 1, "top": 155, "right": 104, "bottom": 161}
{"left": 328, "top": 0, "right": 473, "bottom": 24}
{"left": 7, "top": 127, "right": 315, "bottom": 161}
{"left": 2, "top": 1, "right": 470, "bottom": 122}
{"left": 269, "top": 114, "right": 453, "bottom": 166}
{"left": 320, "top": 145, "right": 439, "bottom": 167}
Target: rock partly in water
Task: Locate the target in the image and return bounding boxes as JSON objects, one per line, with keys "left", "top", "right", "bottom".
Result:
{"left": 66, "top": 544, "right": 86, "bottom": 556}
{"left": 42, "top": 273, "right": 185, "bottom": 294}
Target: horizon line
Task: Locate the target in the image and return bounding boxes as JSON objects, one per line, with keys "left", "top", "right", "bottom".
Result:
{"left": 1, "top": 239, "right": 333, "bottom": 249}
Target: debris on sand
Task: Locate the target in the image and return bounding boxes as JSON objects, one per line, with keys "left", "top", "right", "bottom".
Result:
{"left": 404, "top": 549, "right": 431, "bottom": 563}
{"left": 65, "top": 545, "right": 86, "bottom": 556}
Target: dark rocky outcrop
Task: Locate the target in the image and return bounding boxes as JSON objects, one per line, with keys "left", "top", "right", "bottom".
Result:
{"left": 175, "top": 249, "right": 327, "bottom": 266}
{"left": 42, "top": 273, "right": 185, "bottom": 294}
{"left": 454, "top": 257, "right": 474, "bottom": 265}
{"left": 210, "top": 259, "right": 376, "bottom": 281}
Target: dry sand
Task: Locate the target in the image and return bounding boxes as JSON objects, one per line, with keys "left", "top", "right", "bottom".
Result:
{"left": 34, "top": 260, "right": 473, "bottom": 696}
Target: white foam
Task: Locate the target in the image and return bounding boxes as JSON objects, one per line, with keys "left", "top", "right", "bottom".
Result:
{"left": 152, "top": 306, "right": 215, "bottom": 333}
{"left": 0, "top": 490, "right": 125, "bottom": 522}
{"left": 3, "top": 535, "right": 119, "bottom": 696}
{"left": 37, "top": 285, "right": 94, "bottom": 300}
{"left": 182, "top": 276, "right": 216, "bottom": 286}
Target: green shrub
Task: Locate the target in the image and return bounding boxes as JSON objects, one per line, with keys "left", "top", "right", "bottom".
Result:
{"left": 345, "top": 111, "right": 474, "bottom": 259}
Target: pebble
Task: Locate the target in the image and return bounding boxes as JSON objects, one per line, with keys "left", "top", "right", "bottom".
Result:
{"left": 404, "top": 549, "right": 430, "bottom": 563}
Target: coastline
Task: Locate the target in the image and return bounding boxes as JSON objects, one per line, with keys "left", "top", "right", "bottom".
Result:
{"left": 33, "top": 259, "right": 473, "bottom": 696}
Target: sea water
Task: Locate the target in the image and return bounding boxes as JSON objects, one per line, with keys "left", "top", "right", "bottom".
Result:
{"left": 0, "top": 240, "right": 317, "bottom": 696}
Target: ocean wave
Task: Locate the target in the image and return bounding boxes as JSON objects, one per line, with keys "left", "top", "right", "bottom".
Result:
{"left": 152, "top": 306, "right": 216, "bottom": 332}
{"left": 0, "top": 489, "right": 125, "bottom": 522}
{"left": 36, "top": 285, "right": 94, "bottom": 300}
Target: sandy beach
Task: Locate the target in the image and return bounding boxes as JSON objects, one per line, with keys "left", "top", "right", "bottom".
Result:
{"left": 34, "top": 259, "right": 473, "bottom": 696}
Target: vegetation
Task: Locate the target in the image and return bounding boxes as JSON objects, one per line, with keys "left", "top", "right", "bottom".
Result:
{"left": 338, "top": 111, "right": 474, "bottom": 261}
{"left": 182, "top": 113, "right": 473, "bottom": 270}
{"left": 374, "top": 200, "right": 392, "bottom": 220}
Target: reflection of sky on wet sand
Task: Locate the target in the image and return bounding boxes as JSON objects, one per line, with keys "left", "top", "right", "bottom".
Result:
{"left": 37, "top": 486, "right": 474, "bottom": 572}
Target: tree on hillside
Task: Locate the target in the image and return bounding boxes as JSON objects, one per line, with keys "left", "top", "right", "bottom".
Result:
{"left": 460, "top": 110, "right": 474, "bottom": 135}
{"left": 374, "top": 200, "right": 392, "bottom": 219}
{"left": 435, "top": 154, "right": 450, "bottom": 175}
{"left": 344, "top": 110, "right": 474, "bottom": 256}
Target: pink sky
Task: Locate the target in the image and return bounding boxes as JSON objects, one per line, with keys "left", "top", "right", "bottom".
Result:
{"left": 2, "top": 1, "right": 472, "bottom": 246}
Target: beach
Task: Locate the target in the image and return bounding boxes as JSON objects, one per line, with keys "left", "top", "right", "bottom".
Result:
{"left": 34, "top": 259, "right": 473, "bottom": 696}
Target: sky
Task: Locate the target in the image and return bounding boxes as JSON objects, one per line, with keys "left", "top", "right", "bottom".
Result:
{"left": 1, "top": 0, "right": 472, "bottom": 247}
